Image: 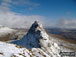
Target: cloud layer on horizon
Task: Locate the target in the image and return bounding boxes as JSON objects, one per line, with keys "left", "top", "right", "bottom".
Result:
{"left": 57, "top": 19, "right": 76, "bottom": 29}
{"left": 0, "top": 0, "right": 55, "bottom": 28}
{"left": 0, "top": 0, "right": 76, "bottom": 29}
{"left": 0, "top": 7, "right": 50, "bottom": 28}
{"left": 0, "top": 0, "right": 46, "bottom": 28}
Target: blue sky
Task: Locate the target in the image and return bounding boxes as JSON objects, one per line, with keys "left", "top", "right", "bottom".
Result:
{"left": 0, "top": 0, "right": 76, "bottom": 28}
{"left": 11, "top": 0, "right": 76, "bottom": 19}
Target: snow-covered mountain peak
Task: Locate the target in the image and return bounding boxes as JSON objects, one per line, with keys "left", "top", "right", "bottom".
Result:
{"left": 28, "top": 21, "right": 45, "bottom": 33}
{"left": 12, "top": 21, "right": 49, "bottom": 48}
{"left": 10, "top": 21, "right": 61, "bottom": 57}
{"left": 26, "top": 21, "right": 49, "bottom": 48}
{"left": 27, "top": 21, "right": 49, "bottom": 39}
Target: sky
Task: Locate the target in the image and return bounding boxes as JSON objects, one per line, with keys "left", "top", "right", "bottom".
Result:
{"left": 0, "top": 0, "right": 76, "bottom": 28}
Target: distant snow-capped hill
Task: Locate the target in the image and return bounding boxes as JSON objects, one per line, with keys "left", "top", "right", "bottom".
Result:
{"left": 12, "top": 21, "right": 61, "bottom": 57}
{"left": 0, "top": 27, "right": 16, "bottom": 34}
{"left": 0, "top": 27, "right": 17, "bottom": 41}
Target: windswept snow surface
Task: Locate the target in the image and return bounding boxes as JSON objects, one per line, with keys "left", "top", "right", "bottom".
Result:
{"left": 0, "top": 41, "right": 60, "bottom": 57}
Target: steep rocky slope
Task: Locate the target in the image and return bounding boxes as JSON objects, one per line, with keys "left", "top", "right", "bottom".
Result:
{"left": 12, "top": 21, "right": 60, "bottom": 57}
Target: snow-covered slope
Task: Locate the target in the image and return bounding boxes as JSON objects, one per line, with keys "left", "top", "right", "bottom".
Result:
{"left": 0, "top": 41, "right": 51, "bottom": 57}
{"left": 0, "top": 27, "right": 17, "bottom": 41}
{"left": 12, "top": 21, "right": 60, "bottom": 57}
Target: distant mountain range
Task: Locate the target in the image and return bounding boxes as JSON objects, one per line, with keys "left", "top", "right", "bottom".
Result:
{"left": 46, "top": 28, "right": 76, "bottom": 40}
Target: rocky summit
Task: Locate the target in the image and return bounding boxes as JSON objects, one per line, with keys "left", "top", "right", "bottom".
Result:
{"left": 11, "top": 21, "right": 61, "bottom": 57}
{"left": 12, "top": 21, "right": 50, "bottom": 48}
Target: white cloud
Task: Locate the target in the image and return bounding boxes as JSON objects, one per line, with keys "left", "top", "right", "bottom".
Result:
{"left": 0, "top": 0, "right": 47, "bottom": 28}
{"left": 0, "top": 10, "right": 47, "bottom": 28}
{"left": 1, "top": 2, "right": 11, "bottom": 7}
{"left": 0, "top": 5, "right": 53, "bottom": 28}
{"left": 0, "top": 5, "right": 51, "bottom": 28}
{"left": 2, "top": 0, "right": 12, "bottom": 3}
{"left": 0, "top": 6, "right": 10, "bottom": 12}
{"left": 57, "top": 19, "right": 76, "bottom": 29}
{"left": 1, "top": 0, "right": 76, "bottom": 29}
{"left": 0, "top": 0, "right": 40, "bottom": 11}
{"left": 12, "top": 0, "right": 40, "bottom": 7}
